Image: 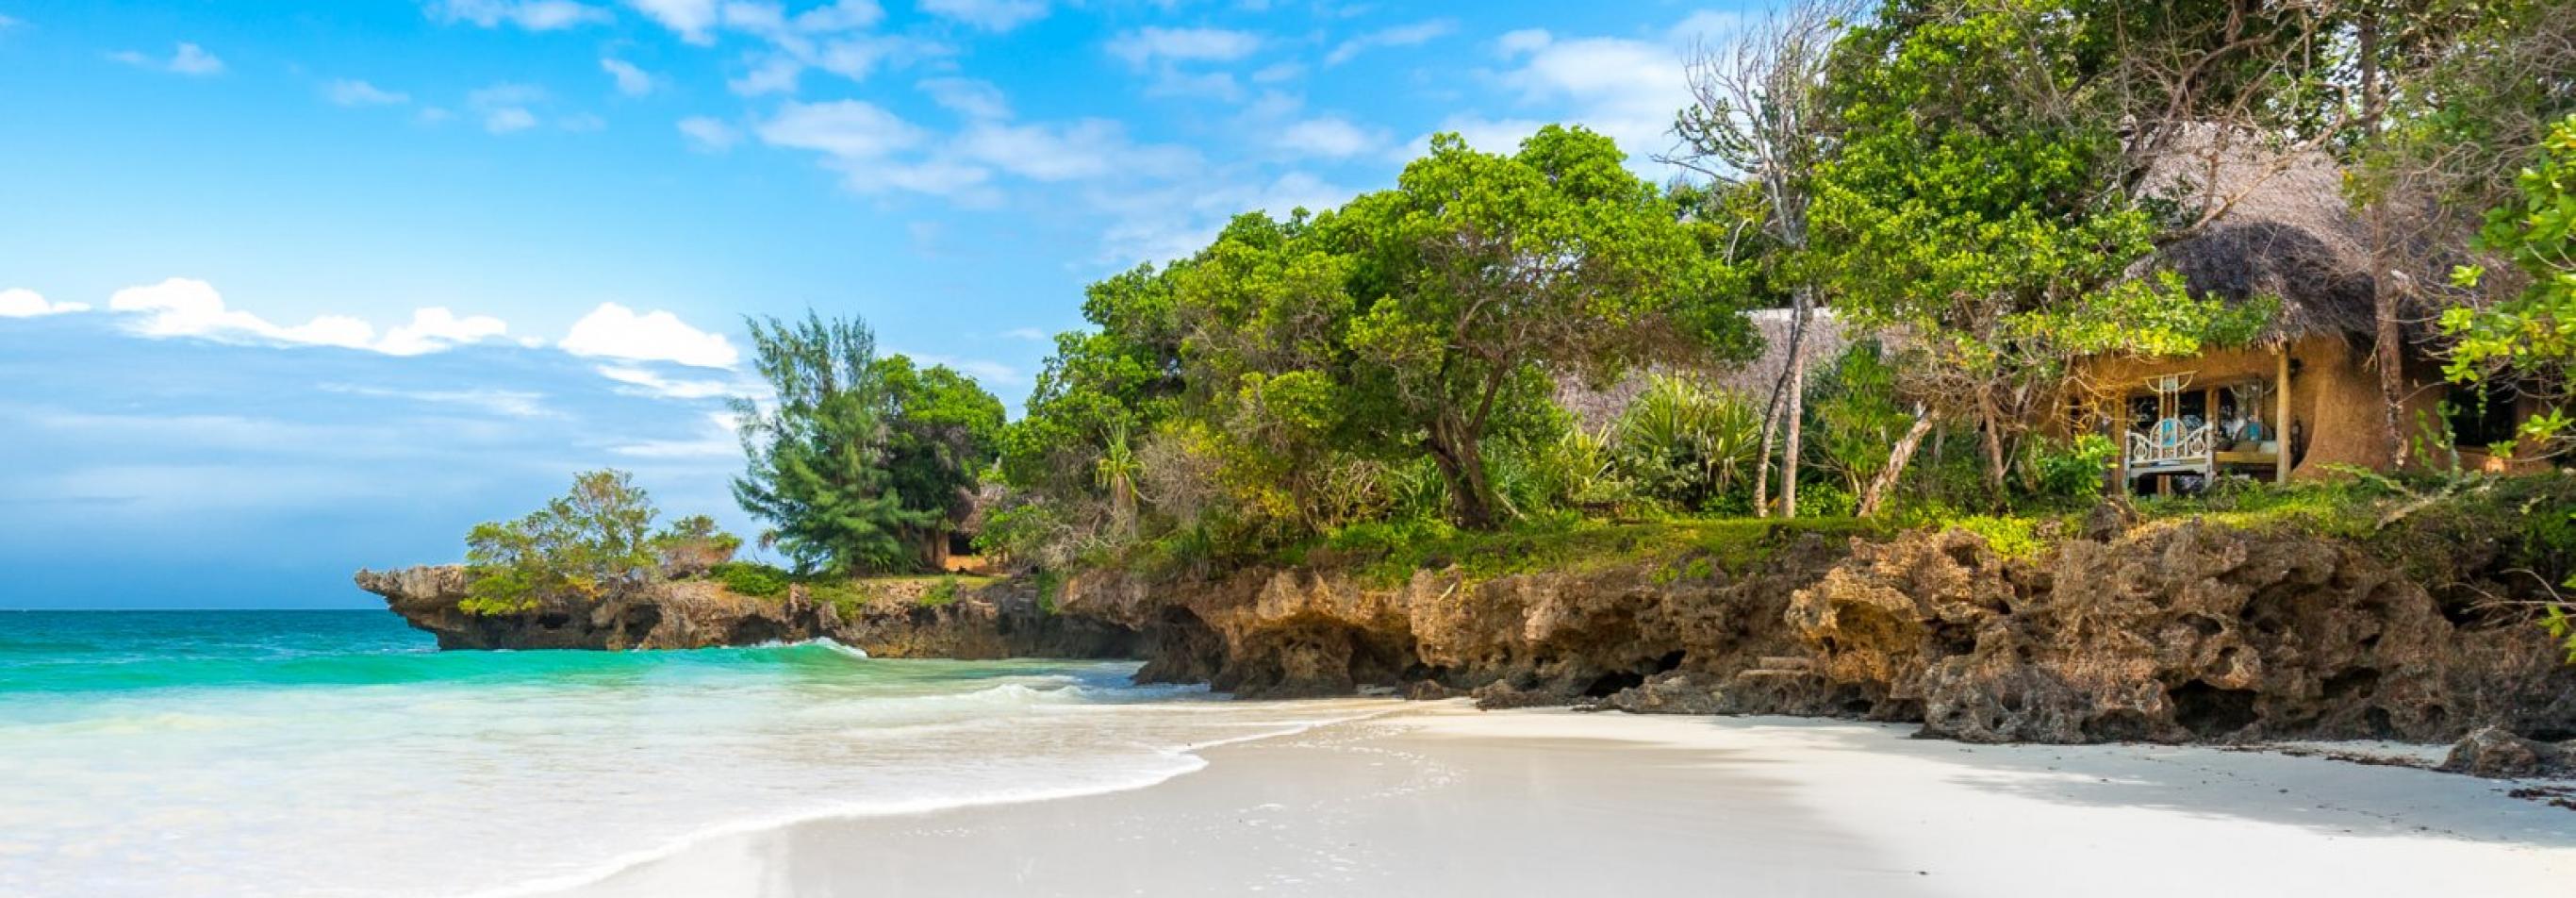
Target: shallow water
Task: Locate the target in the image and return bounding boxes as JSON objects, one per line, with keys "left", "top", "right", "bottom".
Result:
{"left": 0, "top": 610, "right": 1390, "bottom": 897}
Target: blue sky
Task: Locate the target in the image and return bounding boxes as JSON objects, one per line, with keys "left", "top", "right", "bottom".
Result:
{"left": 0, "top": 0, "right": 1743, "bottom": 608}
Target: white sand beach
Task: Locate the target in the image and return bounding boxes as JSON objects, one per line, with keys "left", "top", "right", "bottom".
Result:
{"left": 547, "top": 704, "right": 2576, "bottom": 897}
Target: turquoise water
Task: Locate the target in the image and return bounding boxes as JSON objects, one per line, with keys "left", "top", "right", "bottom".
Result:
{"left": 0, "top": 611, "right": 1387, "bottom": 898}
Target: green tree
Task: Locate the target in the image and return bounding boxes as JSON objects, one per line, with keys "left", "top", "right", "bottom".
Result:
{"left": 651, "top": 513, "right": 741, "bottom": 578}
{"left": 731, "top": 312, "right": 934, "bottom": 575}
{"left": 2445, "top": 115, "right": 2576, "bottom": 457}
{"left": 1808, "top": 0, "right": 2264, "bottom": 504}
{"left": 462, "top": 469, "right": 660, "bottom": 615}
{"left": 1319, "top": 125, "right": 1755, "bottom": 527}
{"left": 874, "top": 355, "right": 1007, "bottom": 552}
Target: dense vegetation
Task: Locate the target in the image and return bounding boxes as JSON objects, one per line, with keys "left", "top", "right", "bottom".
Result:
{"left": 452, "top": 0, "right": 2574, "bottom": 658}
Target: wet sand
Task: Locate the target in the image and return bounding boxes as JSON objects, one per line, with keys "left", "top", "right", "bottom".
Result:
{"left": 544, "top": 705, "right": 2576, "bottom": 897}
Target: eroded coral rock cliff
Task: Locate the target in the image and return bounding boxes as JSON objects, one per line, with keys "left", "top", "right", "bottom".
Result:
{"left": 363, "top": 511, "right": 2576, "bottom": 750}
{"left": 1054, "top": 518, "right": 2576, "bottom": 746}
{"left": 355, "top": 567, "right": 1140, "bottom": 658}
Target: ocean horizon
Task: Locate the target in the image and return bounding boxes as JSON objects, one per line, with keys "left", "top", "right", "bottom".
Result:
{"left": 0, "top": 609, "right": 1388, "bottom": 897}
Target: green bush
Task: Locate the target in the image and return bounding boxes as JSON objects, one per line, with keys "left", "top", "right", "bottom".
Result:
{"left": 462, "top": 470, "right": 660, "bottom": 616}
{"left": 708, "top": 561, "right": 791, "bottom": 598}
{"left": 921, "top": 576, "right": 961, "bottom": 607}
{"left": 2027, "top": 435, "right": 2118, "bottom": 507}
{"left": 1954, "top": 515, "right": 2045, "bottom": 559}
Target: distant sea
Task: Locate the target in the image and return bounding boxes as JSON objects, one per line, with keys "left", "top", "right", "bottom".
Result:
{"left": 0, "top": 610, "right": 1384, "bottom": 897}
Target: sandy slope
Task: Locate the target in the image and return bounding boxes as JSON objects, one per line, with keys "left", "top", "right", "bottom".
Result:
{"left": 545, "top": 705, "right": 2576, "bottom": 897}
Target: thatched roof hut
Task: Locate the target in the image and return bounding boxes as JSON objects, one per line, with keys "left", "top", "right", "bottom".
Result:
{"left": 2146, "top": 142, "right": 2380, "bottom": 344}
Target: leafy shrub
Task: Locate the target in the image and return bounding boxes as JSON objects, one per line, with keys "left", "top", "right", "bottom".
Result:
{"left": 921, "top": 576, "right": 963, "bottom": 607}
{"left": 1953, "top": 515, "right": 2045, "bottom": 559}
{"left": 2026, "top": 435, "right": 2118, "bottom": 507}
{"left": 1611, "top": 374, "right": 1762, "bottom": 514}
{"left": 653, "top": 514, "right": 742, "bottom": 578}
{"left": 708, "top": 561, "right": 790, "bottom": 598}
{"left": 1799, "top": 481, "right": 1858, "bottom": 519}
{"left": 462, "top": 470, "right": 660, "bottom": 616}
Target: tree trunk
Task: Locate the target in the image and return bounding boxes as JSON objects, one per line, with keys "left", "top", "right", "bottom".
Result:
{"left": 1751, "top": 377, "right": 1785, "bottom": 519}
{"left": 1859, "top": 407, "right": 1935, "bottom": 517}
{"left": 1781, "top": 317, "right": 1808, "bottom": 519}
{"left": 1426, "top": 423, "right": 1497, "bottom": 529}
{"left": 2359, "top": 8, "right": 2411, "bottom": 471}
{"left": 1978, "top": 398, "right": 2011, "bottom": 507}
{"left": 1751, "top": 294, "right": 1814, "bottom": 518}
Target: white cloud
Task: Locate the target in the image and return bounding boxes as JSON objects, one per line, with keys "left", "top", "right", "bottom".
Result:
{"left": 485, "top": 107, "right": 539, "bottom": 133}
{"left": 920, "top": 0, "right": 1048, "bottom": 32}
{"left": 559, "top": 302, "right": 739, "bottom": 368}
{"left": 999, "top": 326, "right": 1048, "bottom": 341}
{"left": 601, "top": 58, "right": 654, "bottom": 96}
{"left": 105, "top": 278, "right": 512, "bottom": 356}
{"left": 325, "top": 79, "right": 410, "bottom": 107}
{"left": 792, "top": 0, "right": 883, "bottom": 32}
{"left": 729, "top": 57, "right": 802, "bottom": 95}
{"left": 1251, "top": 61, "right": 1304, "bottom": 83}
{"left": 374, "top": 308, "right": 513, "bottom": 356}
{"left": 623, "top": 0, "right": 720, "bottom": 43}
{"left": 110, "top": 42, "right": 224, "bottom": 76}
{"left": 1092, "top": 170, "right": 1351, "bottom": 265}
{"left": 0, "top": 14, "right": 20, "bottom": 30}
{"left": 1276, "top": 116, "right": 1381, "bottom": 158}
{"left": 0, "top": 289, "right": 89, "bottom": 318}
{"left": 956, "top": 119, "right": 1194, "bottom": 182}
{"left": 1109, "top": 26, "right": 1260, "bottom": 66}
{"left": 755, "top": 99, "right": 926, "bottom": 160}
{"left": 429, "top": 0, "right": 610, "bottom": 30}
{"left": 1670, "top": 10, "right": 1747, "bottom": 44}
{"left": 1478, "top": 26, "right": 1694, "bottom": 165}
{"left": 320, "top": 384, "right": 552, "bottom": 418}
{"left": 1324, "top": 19, "right": 1453, "bottom": 66}
{"left": 897, "top": 352, "right": 1020, "bottom": 386}
{"left": 677, "top": 116, "right": 741, "bottom": 152}
{"left": 469, "top": 82, "right": 550, "bottom": 134}
{"left": 597, "top": 365, "right": 740, "bottom": 399}
{"left": 918, "top": 77, "right": 1009, "bottom": 120}
{"left": 611, "top": 411, "right": 746, "bottom": 458}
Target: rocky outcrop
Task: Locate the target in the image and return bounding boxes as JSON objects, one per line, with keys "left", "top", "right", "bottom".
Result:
{"left": 1050, "top": 516, "right": 2576, "bottom": 750}
{"left": 355, "top": 566, "right": 1141, "bottom": 658}
{"left": 2441, "top": 726, "right": 2576, "bottom": 778}
{"left": 362, "top": 509, "right": 2576, "bottom": 756}
{"left": 1779, "top": 521, "right": 2574, "bottom": 744}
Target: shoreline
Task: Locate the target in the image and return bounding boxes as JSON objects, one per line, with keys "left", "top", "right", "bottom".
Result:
{"left": 538, "top": 704, "right": 2576, "bottom": 898}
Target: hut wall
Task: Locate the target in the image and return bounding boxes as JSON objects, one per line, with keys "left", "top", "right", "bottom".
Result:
{"left": 2070, "top": 335, "right": 2399, "bottom": 478}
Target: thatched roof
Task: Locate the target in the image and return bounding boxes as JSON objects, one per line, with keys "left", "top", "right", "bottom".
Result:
{"left": 1555, "top": 308, "right": 1849, "bottom": 431}
{"left": 2147, "top": 141, "right": 2378, "bottom": 343}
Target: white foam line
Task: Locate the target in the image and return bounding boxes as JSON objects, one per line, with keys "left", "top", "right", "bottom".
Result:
{"left": 453, "top": 700, "right": 1412, "bottom": 898}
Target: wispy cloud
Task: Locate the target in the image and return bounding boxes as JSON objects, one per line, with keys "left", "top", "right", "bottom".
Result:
{"left": 427, "top": 0, "right": 611, "bottom": 31}
{"left": 610, "top": 411, "right": 746, "bottom": 458}
{"left": 601, "top": 58, "right": 654, "bottom": 96}
{"left": 1108, "top": 26, "right": 1260, "bottom": 67}
{"left": 920, "top": 0, "right": 1048, "bottom": 33}
{"left": 320, "top": 384, "right": 553, "bottom": 418}
{"left": 1324, "top": 19, "right": 1453, "bottom": 66}
{"left": 324, "top": 79, "right": 411, "bottom": 107}
{"left": 109, "top": 42, "right": 224, "bottom": 76}
{"left": 677, "top": 116, "right": 741, "bottom": 152}
{"left": 594, "top": 364, "right": 740, "bottom": 400}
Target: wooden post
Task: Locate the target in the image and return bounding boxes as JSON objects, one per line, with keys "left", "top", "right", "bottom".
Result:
{"left": 2274, "top": 348, "right": 2292, "bottom": 484}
